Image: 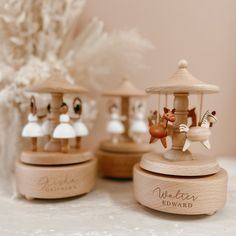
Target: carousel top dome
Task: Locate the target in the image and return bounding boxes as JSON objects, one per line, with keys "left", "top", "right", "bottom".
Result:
{"left": 26, "top": 69, "right": 88, "bottom": 94}
{"left": 103, "top": 77, "right": 147, "bottom": 97}
{"left": 146, "top": 60, "right": 219, "bottom": 94}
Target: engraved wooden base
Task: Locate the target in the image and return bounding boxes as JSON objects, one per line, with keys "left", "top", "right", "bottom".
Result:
{"left": 133, "top": 164, "right": 228, "bottom": 215}
{"left": 97, "top": 140, "right": 151, "bottom": 179}
{"left": 140, "top": 152, "right": 220, "bottom": 176}
{"left": 15, "top": 157, "right": 97, "bottom": 200}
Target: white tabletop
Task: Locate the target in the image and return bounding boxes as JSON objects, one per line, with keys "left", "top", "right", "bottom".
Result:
{"left": 0, "top": 156, "right": 235, "bottom": 236}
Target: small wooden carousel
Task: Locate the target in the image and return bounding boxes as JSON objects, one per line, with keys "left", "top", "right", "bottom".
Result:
{"left": 97, "top": 77, "right": 151, "bottom": 178}
{"left": 15, "top": 70, "right": 97, "bottom": 200}
{"left": 133, "top": 60, "right": 227, "bottom": 215}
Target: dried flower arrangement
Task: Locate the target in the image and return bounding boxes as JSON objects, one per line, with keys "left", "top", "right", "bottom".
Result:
{"left": 0, "top": 0, "right": 153, "bottom": 180}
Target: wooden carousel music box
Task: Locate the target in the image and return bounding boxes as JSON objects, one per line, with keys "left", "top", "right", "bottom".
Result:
{"left": 97, "top": 77, "right": 151, "bottom": 179}
{"left": 15, "top": 70, "right": 97, "bottom": 200}
{"left": 133, "top": 60, "right": 227, "bottom": 215}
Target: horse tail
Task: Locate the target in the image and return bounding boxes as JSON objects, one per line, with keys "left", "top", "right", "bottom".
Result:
{"left": 179, "top": 124, "right": 189, "bottom": 133}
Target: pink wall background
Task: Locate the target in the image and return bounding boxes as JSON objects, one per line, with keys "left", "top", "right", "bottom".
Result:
{"left": 80, "top": 0, "right": 236, "bottom": 156}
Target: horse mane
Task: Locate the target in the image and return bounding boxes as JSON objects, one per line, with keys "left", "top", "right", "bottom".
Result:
{"left": 199, "top": 110, "right": 210, "bottom": 127}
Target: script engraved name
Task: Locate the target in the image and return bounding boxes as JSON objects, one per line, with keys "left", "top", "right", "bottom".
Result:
{"left": 152, "top": 186, "right": 198, "bottom": 208}
{"left": 38, "top": 175, "right": 80, "bottom": 192}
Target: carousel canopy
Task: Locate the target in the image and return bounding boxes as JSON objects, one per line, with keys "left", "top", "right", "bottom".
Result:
{"left": 103, "top": 77, "right": 146, "bottom": 97}
{"left": 26, "top": 70, "right": 88, "bottom": 94}
{"left": 146, "top": 60, "right": 219, "bottom": 94}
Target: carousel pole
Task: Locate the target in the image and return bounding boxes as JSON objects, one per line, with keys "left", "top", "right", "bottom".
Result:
{"left": 163, "top": 92, "right": 191, "bottom": 161}
{"left": 198, "top": 92, "right": 204, "bottom": 125}
{"left": 44, "top": 93, "right": 63, "bottom": 152}
{"left": 121, "top": 96, "right": 130, "bottom": 140}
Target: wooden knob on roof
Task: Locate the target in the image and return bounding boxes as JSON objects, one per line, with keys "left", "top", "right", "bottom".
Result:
{"left": 178, "top": 59, "right": 188, "bottom": 69}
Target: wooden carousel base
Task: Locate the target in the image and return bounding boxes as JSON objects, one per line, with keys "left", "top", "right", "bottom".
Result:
{"left": 100, "top": 140, "right": 150, "bottom": 153}
{"left": 97, "top": 140, "right": 151, "bottom": 179}
{"left": 15, "top": 157, "right": 97, "bottom": 200}
{"left": 97, "top": 150, "right": 143, "bottom": 179}
{"left": 140, "top": 152, "right": 220, "bottom": 176}
{"left": 133, "top": 163, "right": 228, "bottom": 215}
{"left": 21, "top": 149, "right": 92, "bottom": 166}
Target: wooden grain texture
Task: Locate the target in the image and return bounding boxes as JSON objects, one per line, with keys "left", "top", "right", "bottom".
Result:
{"left": 100, "top": 140, "right": 150, "bottom": 153}
{"left": 140, "top": 152, "right": 220, "bottom": 176}
{"left": 15, "top": 157, "right": 97, "bottom": 200}
{"left": 103, "top": 77, "right": 146, "bottom": 97}
{"left": 97, "top": 150, "right": 144, "bottom": 178}
{"left": 26, "top": 70, "right": 88, "bottom": 94}
{"left": 21, "top": 149, "right": 93, "bottom": 165}
{"left": 98, "top": 138, "right": 150, "bottom": 179}
{"left": 133, "top": 164, "right": 227, "bottom": 215}
{"left": 31, "top": 137, "right": 37, "bottom": 152}
{"left": 121, "top": 96, "right": 130, "bottom": 139}
{"left": 171, "top": 93, "right": 189, "bottom": 151}
{"left": 162, "top": 92, "right": 193, "bottom": 161}
{"left": 145, "top": 60, "right": 219, "bottom": 94}
{"left": 133, "top": 60, "right": 227, "bottom": 215}
{"left": 44, "top": 93, "right": 63, "bottom": 152}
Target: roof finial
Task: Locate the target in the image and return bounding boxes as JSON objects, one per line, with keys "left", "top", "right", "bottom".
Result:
{"left": 178, "top": 59, "right": 188, "bottom": 69}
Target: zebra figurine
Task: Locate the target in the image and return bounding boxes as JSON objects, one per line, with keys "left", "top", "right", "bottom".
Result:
{"left": 179, "top": 110, "right": 217, "bottom": 151}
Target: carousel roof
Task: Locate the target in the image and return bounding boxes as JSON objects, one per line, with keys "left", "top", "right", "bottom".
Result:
{"left": 146, "top": 60, "right": 219, "bottom": 94}
{"left": 103, "top": 77, "right": 146, "bottom": 97}
{"left": 26, "top": 70, "right": 88, "bottom": 94}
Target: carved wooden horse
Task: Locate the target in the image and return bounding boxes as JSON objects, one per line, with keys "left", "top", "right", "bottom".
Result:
{"left": 148, "top": 107, "right": 176, "bottom": 148}
{"left": 179, "top": 110, "right": 217, "bottom": 151}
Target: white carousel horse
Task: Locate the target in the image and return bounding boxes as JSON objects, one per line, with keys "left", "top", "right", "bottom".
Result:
{"left": 179, "top": 110, "right": 217, "bottom": 151}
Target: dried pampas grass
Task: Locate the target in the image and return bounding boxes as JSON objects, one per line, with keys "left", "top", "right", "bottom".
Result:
{"left": 0, "top": 0, "right": 154, "bottom": 181}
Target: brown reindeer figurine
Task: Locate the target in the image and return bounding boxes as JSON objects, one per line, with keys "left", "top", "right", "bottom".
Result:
{"left": 148, "top": 107, "right": 176, "bottom": 148}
